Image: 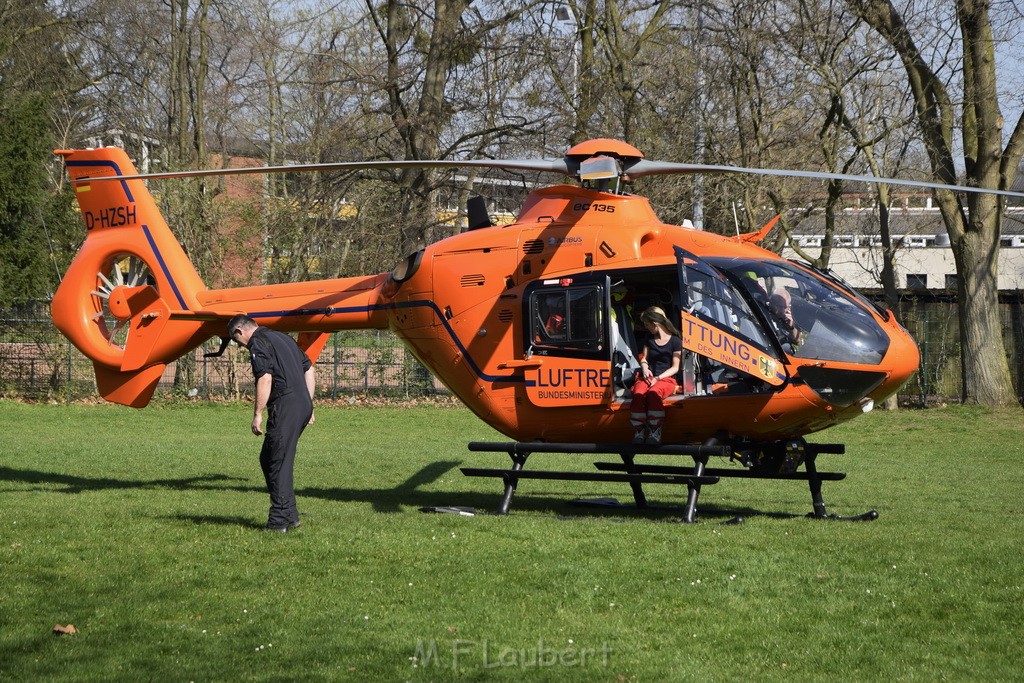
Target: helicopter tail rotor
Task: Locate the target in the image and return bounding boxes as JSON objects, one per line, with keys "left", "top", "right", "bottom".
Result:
{"left": 52, "top": 147, "right": 213, "bottom": 407}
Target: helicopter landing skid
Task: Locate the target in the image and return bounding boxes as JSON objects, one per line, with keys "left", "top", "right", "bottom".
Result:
{"left": 808, "top": 510, "right": 880, "bottom": 522}
{"left": 462, "top": 438, "right": 730, "bottom": 521}
{"left": 595, "top": 442, "right": 877, "bottom": 522}
{"left": 568, "top": 497, "right": 746, "bottom": 526}
{"left": 802, "top": 448, "right": 878, "bottom": 522}
{"left": 462, "top": 439, "right": 874, "bottom": 523}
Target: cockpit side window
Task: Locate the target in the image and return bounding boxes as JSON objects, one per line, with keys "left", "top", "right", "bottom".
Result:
{"left": 679, "top": 256, "right": 775, "bottom": 353}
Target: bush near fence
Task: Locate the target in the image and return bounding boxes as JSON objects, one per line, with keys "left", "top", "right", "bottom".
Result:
{"left": 3, "top": 295, "right": 1023, "bottom": 406}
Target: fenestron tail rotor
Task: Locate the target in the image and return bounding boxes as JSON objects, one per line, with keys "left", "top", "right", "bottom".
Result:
{"left": 53, "top": 147, "right": 215, "bottom": 407}
{"left": 89, "top": 254, "right": 155, "bottom": 350}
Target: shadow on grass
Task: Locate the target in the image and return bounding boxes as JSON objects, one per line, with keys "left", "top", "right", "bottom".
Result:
{"left": 169, "top": 514, "right": 265, "bottom": 530}
{"left": 297, "top": 460, "right": 469, "bottom": 513}
{"left": 0, "top": 462, "right": 484, "bottom": 514}
{"left": 299, "top": 461, "right": 808, "bottom": 522}
{"left": 0, "top": 464, "right": 825, "bottom": 524}
{"left": 499, "top": 495, "right": 812, "bottom": 524}
{"left": 0, "top": 466, "right": 250, "bottom": 494}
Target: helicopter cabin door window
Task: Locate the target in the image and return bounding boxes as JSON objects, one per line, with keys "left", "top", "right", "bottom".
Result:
{"left": 523, "top": 282, "right": 609, "bottom": 408}
{"left": 528, "top": 285, "right": 605, "bottom": 356}
{"left": 675, "top": 247, "right": 787, "bottom": 389}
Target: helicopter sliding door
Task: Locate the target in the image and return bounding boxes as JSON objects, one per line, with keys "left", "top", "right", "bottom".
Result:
{"left": 521, "top": 276, "right": 611, "bottom": 407}
{"left": 675, "top": 247, "right": 787, "bottom": 389}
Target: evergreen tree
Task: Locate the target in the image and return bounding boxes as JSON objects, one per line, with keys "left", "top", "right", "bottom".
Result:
{"left": 0, "top": 0, "right": 79, "bottom": 307}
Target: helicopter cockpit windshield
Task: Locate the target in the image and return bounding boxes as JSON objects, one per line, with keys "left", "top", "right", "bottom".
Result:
{"left": 709, "top": 257, "right": 891, "bottom": 366}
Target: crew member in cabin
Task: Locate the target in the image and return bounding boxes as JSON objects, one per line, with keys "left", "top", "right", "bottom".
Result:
{"left": 629, "top": 306, "right": 683, "bottom": 445}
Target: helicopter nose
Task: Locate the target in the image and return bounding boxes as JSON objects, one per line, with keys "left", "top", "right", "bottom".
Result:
{"left": 797, "top": 317, "right": 921, "bottom": 409}
{"left": 872, "top": 317, "right": 922, "bottom": 402}
{"left": 796, "top": 366, "right": 888, "bottom": 408}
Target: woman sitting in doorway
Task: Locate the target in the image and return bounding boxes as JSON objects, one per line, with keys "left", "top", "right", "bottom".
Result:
{"left": 630, "top": 306, "right": 683, "bottom": 445}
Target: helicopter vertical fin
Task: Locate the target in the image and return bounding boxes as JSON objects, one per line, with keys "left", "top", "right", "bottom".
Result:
{"left": 93, "top": 363, "right": 167, "bottom": 408}
{"left": 52, "top": 147, "right": 213, "bottom": 406}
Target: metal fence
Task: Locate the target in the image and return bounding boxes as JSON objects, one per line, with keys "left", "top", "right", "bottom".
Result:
{"left": 890, "top": 292, "right": 1024, "bottom": 406}
{"left": 0, "top": 302, "right": 447, "bottom": 403}
{"left": 2, "top": 297, "right": 1022, "bottom": 405}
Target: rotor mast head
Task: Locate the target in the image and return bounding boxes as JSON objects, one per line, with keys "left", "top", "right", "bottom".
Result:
{"left": 565, "top": 139, "right": 645, "bottom": 193}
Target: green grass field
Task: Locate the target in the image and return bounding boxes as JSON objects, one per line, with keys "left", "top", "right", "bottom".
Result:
{"left": 2, "top": 400, "right": 1022, "bottom": 681}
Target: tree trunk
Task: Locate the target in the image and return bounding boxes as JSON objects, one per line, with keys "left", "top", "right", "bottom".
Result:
{"left": 952, "top": 212, "right": 1015, "bottom": 404}
{"left": 572, "top": 0, "right": 598, "bottom": 143}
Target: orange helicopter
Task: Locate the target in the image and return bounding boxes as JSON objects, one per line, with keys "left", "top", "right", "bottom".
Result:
{"left": 50, "top": 139, "right": 1024, "bottom": 522}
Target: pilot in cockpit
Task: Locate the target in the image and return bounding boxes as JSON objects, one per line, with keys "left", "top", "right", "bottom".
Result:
{"left": 768, "top": 288, "right": 802, "bottom": 352}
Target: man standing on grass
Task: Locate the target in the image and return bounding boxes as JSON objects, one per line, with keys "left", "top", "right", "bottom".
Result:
{"left": 228, "top": 314, "right": 315, "bottom": 533}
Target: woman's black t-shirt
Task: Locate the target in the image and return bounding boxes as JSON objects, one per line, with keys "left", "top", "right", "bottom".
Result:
{"left": 645, "top": 336, "right": 682, "bottom": 376}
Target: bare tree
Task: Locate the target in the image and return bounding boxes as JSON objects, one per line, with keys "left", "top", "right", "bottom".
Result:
{"left": 684, "top": 0, "right": 823, "bottom": 237}
{"left": 780, "top": 0, "right": 918, "bottom": 287}
{"left": 361, "top": 0, "right": 545, "bottom": 256}
{"left": 849, "top": 0, "right": 1024, "bottom": 406}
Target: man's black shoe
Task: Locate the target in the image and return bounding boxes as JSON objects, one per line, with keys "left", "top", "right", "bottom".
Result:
{"left": 264, "top": 525, "right": 289, "bottom": 533}
{"left": 288, "top": 520, "right": 302, "bottom": 529}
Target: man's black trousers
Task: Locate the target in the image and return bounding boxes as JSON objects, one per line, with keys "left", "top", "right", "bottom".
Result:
{"left": 259, "top": 394, "right": 312, "bottom": 528}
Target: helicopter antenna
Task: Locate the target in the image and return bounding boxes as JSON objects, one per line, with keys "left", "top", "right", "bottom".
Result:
{"left": 732, "top": 203, "right": 741, "bottom": 237}
{"left": 39, "top": 209, "right": 63, "bottom": 284}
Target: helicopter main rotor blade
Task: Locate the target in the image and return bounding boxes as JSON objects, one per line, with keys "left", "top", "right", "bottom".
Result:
{"left": 624, "top": 159, "right": 1024, "bottom": 200}
{"left": 75, "top": 158, "right": 572, "bottom": 183}
{"left": 71, "top": 149, "right": 1024, "bottom": 201}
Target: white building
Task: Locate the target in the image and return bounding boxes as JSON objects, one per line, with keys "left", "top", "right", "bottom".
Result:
{"left": 782, "top": 203, "right": 1024, "bottom": 292}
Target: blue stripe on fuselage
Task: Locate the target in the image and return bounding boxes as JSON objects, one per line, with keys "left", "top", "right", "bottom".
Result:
{"left": 250, "top": 301, "right": 530, "bottom": 385}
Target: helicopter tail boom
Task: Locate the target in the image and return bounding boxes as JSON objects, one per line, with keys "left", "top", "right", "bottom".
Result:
{"left": 52, "top": 147, "right": 214, "bottom": 407}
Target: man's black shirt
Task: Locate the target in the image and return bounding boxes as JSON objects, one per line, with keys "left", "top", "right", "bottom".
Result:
{"left": 249, "top": 327, "right": 312, "bottom": 406}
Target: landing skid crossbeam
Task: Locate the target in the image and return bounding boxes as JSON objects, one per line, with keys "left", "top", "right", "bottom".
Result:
{"left": 463, "top": 440, "right": 728, "bottom": 519}
{"left": 461, "top": 438, "right": 876, "bottom": 523}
